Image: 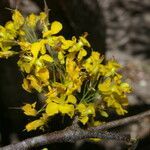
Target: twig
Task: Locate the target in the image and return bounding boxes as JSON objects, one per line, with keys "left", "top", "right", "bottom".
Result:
{"left": 89, "top": 109, "right": 150, "bottom": 131}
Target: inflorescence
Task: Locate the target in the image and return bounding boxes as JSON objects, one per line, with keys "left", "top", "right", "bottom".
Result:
{"left": 0, "top": 10, "right": 131, "bottom": 132}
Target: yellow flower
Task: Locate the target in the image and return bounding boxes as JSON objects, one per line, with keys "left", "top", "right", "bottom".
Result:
{"left": 98, "top": 77, "right": 131, "bottom": 96}
{"left": 65, "top": 56, "right": 83, "bottom": 94}
{"left": 52, "top": 82, "right": 66, "bottom": 94}
{"left": 83, "top": 51, "right": 103, "bottom": 76}
{"left": 46, "top": 86, "right": 58, "bottom": 101}
{"left": 22, "top": 102, "right": 37, "bottom": 116}
{"left": 98, "top": 75, "right": 130, "bottom": 115}
{"left": 25, "top": 113, "right": 48, "bottom": 132}
{"left": 0, "top": 22, "right": 17, "bottom": 52}
{"left": 116, "top": 105, "right": 128, "bottom": 115}
{"left": 77, "top": 103, "right": 95, "bottom": 124}
{"left": 35, "top": 54, "right": 53, "bottom": 71}
{"left": 26, "top": 120, "right": 44, "bottom": 132}
{"left": 12, "top": 10, "right": 24, "bottom": 29}
{"left": 5, "top": 21, "right": 15, "bottom": 31}
{"left": 66, "top": 54, "right": 82, "bottom": 81}
{"left": 22, "top": 75, "right": 42, "bottom": 92}
{"left": 18, "top": 40, "right": 53, "bottom": 73}
{"left": 102, "top": 60, "right": 121, "bottom": 77}
{"left": 35, "top": 67, "right": 49, "bottom": 84}
{"left": 17, "top": 56, "right": 33, "bottom": 73}
{"left": 66, "top": 55, "right": 76, "bottom": 76}
{"left": 77, "top": 48, "right": 87, "bottom": 61}
{"left": 26, "top": 13, "right": 38, "bottom": 28}
{"left": 43, "top": 21, "right": 62, "bottom": 37}
{"left": 4, "top": 21, "right": 16, "bottom": 37}
{"left": 31, "top": 41, "right": 43, "bottom": 58}
{"left": 18, "top": 41, "right": 31, "bottom": 51}
{"left": 103, "top": 96, "right": 128, "bottom": 115}
{"left": 26, "top": 75, "right": 42, "bottom": 92}
{"left": 59, "top": 104, "right": 74, "bottom": 118}
{"left": 60, "top": 36, "right": 76, "bottom": 50}
{"left": 68, "top": 36, "right": 90, "bottom": 52}
{"left": 120, "top": 83, "right": 131, "bottom": 93}
{"left": 98, "top": 78, "right": 112, "bottom": 95}
{"left": 79, "top": 36, "right": 90, "bottom": 47}
{"left": 46, "top": 95, "right": 76, "bottom": 118}
{"left": 22, "top": 78, "right": 32, "bottom": 92}
{"left": 114, "top": 74, "right": 122, "bottom": 84}
{"left": 30, "top": 40, "right": 48, "bottom": 60}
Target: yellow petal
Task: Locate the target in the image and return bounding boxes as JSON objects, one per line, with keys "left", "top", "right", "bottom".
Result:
{"left": 39, "top": 54, "right": 53, "bottom": 62}
{"left": 46, "top": 102, "right": 59, "bottom": 116}
{"left": 59, "top": 104, "right": 74, "bottom": 118}
{"left": 78, "top": 48, "right": 87, "bottom": 61}
{"left": 36, "top": 68, "right": 49, "bottom": 82}
{"left": 22, "top": 78, "right": 32, "bottom": 92}
{"left": 98, "top": 78, "right": 111, "bottom": 94}
{"left": 66, "top": 95, "right": 77, "bottom": 104}
{"left": 31, "top": 42, "right": 41, "bottom": 58}
{"left": 58, "top": 51, "right": 65, "bottom": 64}
{"left": 50, "top": 21, "right": 62, "bottom": 35}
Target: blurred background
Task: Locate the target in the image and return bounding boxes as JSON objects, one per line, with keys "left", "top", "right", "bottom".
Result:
{"left": 0, "top": 0, "right": 150, "bottom": 149}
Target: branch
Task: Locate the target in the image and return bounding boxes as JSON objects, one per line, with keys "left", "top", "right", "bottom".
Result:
{"left": 1, "top": 110, "right": 150, "bottom": 150}
{"left": 1, "top": 126, "right": 129, "bottom": 150}
{"left": 89, "top": 109, "right": 150, "bottom": 131}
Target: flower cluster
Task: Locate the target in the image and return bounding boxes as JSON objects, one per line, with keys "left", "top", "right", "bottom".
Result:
{"left": 0, "top": 10, "right": 131, "bottom": 132}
